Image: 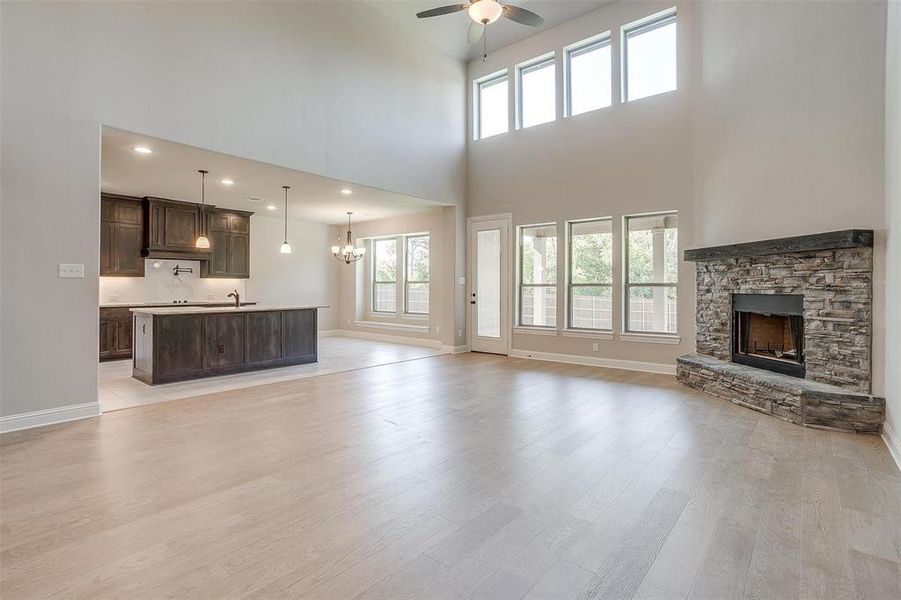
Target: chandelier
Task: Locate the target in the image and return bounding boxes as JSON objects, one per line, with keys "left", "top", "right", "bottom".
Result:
{"left": 331, "top": 212, "right": 366, "bottom": 264}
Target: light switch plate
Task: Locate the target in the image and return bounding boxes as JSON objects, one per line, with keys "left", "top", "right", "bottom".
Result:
{"left": 59, "top": 263, "right": 85, "bottom": 278}
{"left": 458, "top": 277, "right": 465, "bottom": 285}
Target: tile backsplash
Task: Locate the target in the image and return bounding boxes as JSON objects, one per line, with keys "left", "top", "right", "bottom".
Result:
{"left": 99, "top": 259, "right": 247, "bottom": 305}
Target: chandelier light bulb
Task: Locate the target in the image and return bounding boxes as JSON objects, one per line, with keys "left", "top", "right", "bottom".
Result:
{"left": 280, "top": 242, "right": 292, "bottom": 254}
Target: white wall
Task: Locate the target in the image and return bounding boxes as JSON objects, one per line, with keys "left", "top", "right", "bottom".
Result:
{"left": 466, "top": 1, "right": 887, "bottom": 379}
{"left": 885, "top": 0, "right": 900, "bottom": 456}
{"left": 99, "top": 260, "right": 247, "bottom": 305}
{"left": 246, "top": 216, "right": 339, "bottom": 330}
{"left": 335, "top": 207, "right": 459, "bottom": 347}
{"left": 0, "top": 1, "right": 466, "bottom": 418}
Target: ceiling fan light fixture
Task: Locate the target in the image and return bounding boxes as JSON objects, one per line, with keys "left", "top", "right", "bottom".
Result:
{"left": 469, "top": 0, "right": 502, "bottom": 24}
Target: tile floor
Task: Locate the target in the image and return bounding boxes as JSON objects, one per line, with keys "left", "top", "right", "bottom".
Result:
{"left": 98, "top": 335, "right": 445, "bottom": 412}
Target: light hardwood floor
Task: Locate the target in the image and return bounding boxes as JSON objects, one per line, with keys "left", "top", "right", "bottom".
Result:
{"left": 2, "top": 353, "right": 899, "bottom": 599}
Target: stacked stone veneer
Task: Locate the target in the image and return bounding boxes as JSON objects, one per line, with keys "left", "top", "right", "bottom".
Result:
{"left": 695, "top": 247, "right": 873, "bottom": 393}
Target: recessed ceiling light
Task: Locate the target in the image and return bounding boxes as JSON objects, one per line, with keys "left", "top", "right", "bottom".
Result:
{"left": 267, "top": 205, "right": 277, "bottom": 210}
{"left": 133, "top": 146, "right": 152, "bottom": 154}
{"left": 245, "top": 197, "right": 263, "bottom": 203}
{"left": 340, "top": 188, "right": 353, "bottom": 195}
{"left": 221, "top": 178, "right": 234, "bottom": 185}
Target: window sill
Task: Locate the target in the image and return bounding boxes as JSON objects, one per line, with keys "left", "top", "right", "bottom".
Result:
{"left": 354, "top": 320, "right": 430, "bottom": 333}
{"left": 562, "top": 329, "right": 614, "bottom": 340}
{"left": 513, "top": 326, "right": 558, "bottom": 336}
{"left": 620, "top": 332, "right": 681, "bottom": 345}
{"left": 367, "top": 312, "right": 397, "bottom": 320}
{"left": 402, "top": 313, "right": 429, "bottom": 321}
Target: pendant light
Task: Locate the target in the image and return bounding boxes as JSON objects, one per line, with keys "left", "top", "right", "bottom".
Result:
{"left": 194, "top": 169, "right": 210, "bottom": 249}
{"left": 331, "top": 212, "right": 366, "bottom": 264}
{"left": 280, "top": 186, "right": 292, "bottom": 254}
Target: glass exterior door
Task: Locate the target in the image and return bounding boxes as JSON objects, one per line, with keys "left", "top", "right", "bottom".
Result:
{"left": 470, "top": 218, "right": 509, "bottom": 354}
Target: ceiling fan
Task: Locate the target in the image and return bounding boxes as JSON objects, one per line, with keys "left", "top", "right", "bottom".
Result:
{"left": 416, "top": 1, "right": 545, "bottom": 59}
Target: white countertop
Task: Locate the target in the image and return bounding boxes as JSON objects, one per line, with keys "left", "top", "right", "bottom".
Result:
{"left": 103, "top": 301, "right": 259, "bottom": 308}
{"left": 130, "top": 305, "right": 328, "bottom": 315}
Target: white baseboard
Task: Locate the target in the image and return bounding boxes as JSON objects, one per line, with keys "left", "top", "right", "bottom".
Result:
{"left": 509, "top": 349, "right": 676, "bottom": 375}
{"left": 883, "top": 421, "right": 901, "bottom": 473}
{"left": 441, "top": 344, "right": 470, "bottom": 354}
{"left": 0, "top": 402, "right": 101, "bottom": 434}
{"left": 318, "top": 329, "right": 340, "bottom": 338}
{"left": 334, "top": 329, "right": 442, "bottom": 350}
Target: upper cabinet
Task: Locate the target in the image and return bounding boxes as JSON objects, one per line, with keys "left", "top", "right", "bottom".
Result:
{"left": 100, "top": 194, "right": 252, "bottom": 275}
{"left": 201, "top": 208, "right": 252, "bottom": 279}
{"left": 143, "top": 197, "right": 212, "bottom": 261}
{"left": 100, "top": 194, "right": 144, "bottom": 277}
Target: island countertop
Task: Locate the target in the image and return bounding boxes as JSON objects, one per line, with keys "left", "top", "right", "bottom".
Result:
{"left": 130, "top": 304, "right": 328, "bottom": 316}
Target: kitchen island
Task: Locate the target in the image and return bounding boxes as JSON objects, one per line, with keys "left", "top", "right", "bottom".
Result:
{"left": 131, "top": 305, "right": 325, "bottom": 385}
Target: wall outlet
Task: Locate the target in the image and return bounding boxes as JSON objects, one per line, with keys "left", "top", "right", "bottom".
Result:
{"left": 458, "top": 277, "right": 465, "bottom": 285}
{"left": 346, "top": 318, "right": 351, "bottom": 325}
{"left": 458, "top": 329, "right": 462, "bottom": 337}
{"left": 435, "top": 326, "right": 440, "bottom": 334}
{"left": 58, "top": 263, "right": 85, "bottom": 278}
{"left": 592, "top": 342, "right": 599, "bottom": 352}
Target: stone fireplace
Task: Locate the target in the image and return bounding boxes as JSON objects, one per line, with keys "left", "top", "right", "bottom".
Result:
{"left": 677, "top": 230, "right": 885, "bottom": 433}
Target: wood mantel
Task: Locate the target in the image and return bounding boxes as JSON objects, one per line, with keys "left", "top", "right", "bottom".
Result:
{"left": 683, "top": 229, "right": 873, "bottom": 262}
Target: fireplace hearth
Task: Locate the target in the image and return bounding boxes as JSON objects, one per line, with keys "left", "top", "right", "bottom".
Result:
{"left": 732, "top": 294, "right": 804, "bottom": 378}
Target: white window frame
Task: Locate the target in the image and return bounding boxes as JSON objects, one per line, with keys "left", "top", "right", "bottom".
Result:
{"left": 517, "top": 222, "right": 558, "bottom": 329}
{"left": 623, "top": 211, "right": 678, "bottom": 335}
{"left": 404, "top": 234, "right": 430, "bottom": 315}
{"left": 516, "top": 53, "right": 556, "bottom": 130}
{"left": 474, "top": 69, "right": 509, "bottom": 140}
{"left": 566, "top": 217, "right": 613, "bottom": 331}
{"left": 621, "top": 7, "right": 677, "bottom": 103}
{"left": 564, "top": 33, "right": 612, "bottom": 118}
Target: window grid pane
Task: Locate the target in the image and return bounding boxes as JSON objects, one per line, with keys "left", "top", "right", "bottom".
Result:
{"left": 404, "top": 235, "right": 429, "bottom": 315}
{"left": 624, "top": 212, "right": 678, "bottom": 334}
{"left": 624, "top": 12, "right": 677, "bottom": 102}
{"left": 570, "top": 285, "right": 612, "bottom": 330}
{"left": 372, "top": 238, "right": 396, "bottom": 313}
{"left": 477, "top": 74, "right": 508, "bottom": 139}
{"left": 520, "top": 224, "right": 557, "bottom": 327}
{"left": 521, "top": 286, "right": 557, "bottom": 328}
{"left": 568, "top": 218, "right": 613, "bottom": 330}
{"left": 626, "top": 285, "right": 677, "bottom": 333}
{"left": 519, "top": 58, "right": 556, "bottom": 129}
{"left": 405, "top": 283, "right": 429, "bottom": 315}
{"left": 567, "top": 39, "right": 611, "bottom": 117}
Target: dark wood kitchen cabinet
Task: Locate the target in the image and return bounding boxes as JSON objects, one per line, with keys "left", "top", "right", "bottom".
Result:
{"left": 143, "top": 197, "right": 211, "bottom": 260}
{"left": 200, "top": 209, "right": 252, "bottom": 279}
{"left": 99, "top": 306, "right": 134, "bottom": 361}
{"left": 100, "top": 194, "right": 144, "bottom": 277}
{"left": 132, "top": 308, "right": 320, "bottom": 385}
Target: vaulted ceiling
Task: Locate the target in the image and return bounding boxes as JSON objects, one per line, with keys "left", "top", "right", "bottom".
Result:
{"left": 366, "top": 1, "right": 612, "bottom": 61}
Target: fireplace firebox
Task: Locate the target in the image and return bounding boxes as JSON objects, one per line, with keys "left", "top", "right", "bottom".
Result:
{"left": 732, "top": 294, "right": 805, "bottom": 378}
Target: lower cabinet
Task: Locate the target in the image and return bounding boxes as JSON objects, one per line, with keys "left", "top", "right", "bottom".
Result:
{"left": 99, "top": 307, "right": 133, "bottom": 361}
{"left": 135, "top": 309, "right": 318, "bottom": 385}
{"left": 205, "top": 314, "right": 246, "bottom": 368}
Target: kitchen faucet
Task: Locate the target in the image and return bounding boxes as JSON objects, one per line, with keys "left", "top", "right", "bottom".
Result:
{"left": 227, "top": 289, "right": 240, "bottom": 309}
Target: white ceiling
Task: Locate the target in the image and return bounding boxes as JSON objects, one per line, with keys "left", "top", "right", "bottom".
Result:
{"left": 101, "top": 127, "right": 443, "bottom": 225}
{"left": 366, "top": 1, "right": 611, "bottom": 61}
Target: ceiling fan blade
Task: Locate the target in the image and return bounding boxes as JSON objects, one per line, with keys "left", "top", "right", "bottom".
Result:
{"left": 416, "top": 4, "right": 469, "bottom": 19}
{"left": 468, "top": 21, "right": 485, "bottom": 45}
{"left": 502, "top": 4, "right": 545, "bottom": 27}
